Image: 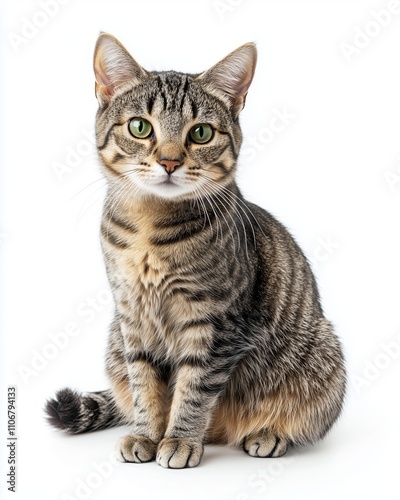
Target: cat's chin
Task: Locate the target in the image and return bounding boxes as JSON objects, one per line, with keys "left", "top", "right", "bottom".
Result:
{"left": 133, "top": 180, "right": 196, "bottom": 201}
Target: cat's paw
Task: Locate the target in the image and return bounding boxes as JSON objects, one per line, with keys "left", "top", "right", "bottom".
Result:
{"left": 243, "top": 430, "right": 288, "bottom": 458}
{"left": 156, "top": 437, "right": 204, "bottom": 469}
{"left": 116, "top": 434, "right": 157, "bottom": 463}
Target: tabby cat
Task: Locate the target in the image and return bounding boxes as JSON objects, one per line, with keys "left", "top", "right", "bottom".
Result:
{"left": 45, "top": 33, "right": 346, "bottom": 468}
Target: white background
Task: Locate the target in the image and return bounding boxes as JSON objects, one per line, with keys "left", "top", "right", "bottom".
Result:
{"left": 1, "top": 0, "right": 400, "bottom": 499}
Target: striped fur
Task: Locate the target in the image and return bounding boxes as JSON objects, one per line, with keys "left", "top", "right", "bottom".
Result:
{"left": 45, "top": 388, "right": 128, "bottom": 433}
{"left": 45, "top": 34, "right": 346, "bottom": 468}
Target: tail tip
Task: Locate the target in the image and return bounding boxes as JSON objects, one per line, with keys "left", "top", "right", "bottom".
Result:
{"left": 45, "top": 388, "right": 82, "bottom": 433}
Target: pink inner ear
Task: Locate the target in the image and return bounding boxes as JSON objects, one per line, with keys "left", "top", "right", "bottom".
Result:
{"left": 95, "top": 68, "right": 109, "bottom": 88}
{"left": 231, "top": 66, "right": 254, "bottom": 105}
{"left": 94, "top": 53, "right": 115, "bottom": 98}
{"left": 236, "top": 76, "right": 252, "bottom": 99}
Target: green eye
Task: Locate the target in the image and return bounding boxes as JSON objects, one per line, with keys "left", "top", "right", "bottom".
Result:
{"left": 128, "top": 118, "right": 153, "bottom": 139}
{"left": 189, "top": 123, "right": 213, "bottom": 144}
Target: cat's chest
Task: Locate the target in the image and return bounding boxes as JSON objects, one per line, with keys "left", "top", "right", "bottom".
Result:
{"left": 103, "top": 223, "right": 209, "bottom": 332}
{"left": 105, "top": 225, "right": 169, "bottom": 294}
{"left": 101, "top": 205, "right": 218, "bottom": 360}
{"left": 105, "top": 233, "right": 212, "bottom": 360}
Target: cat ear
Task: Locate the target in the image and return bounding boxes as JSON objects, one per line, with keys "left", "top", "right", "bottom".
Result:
{"left": 197, "top": 43, "right": 257, "bottom": 115}
{"left": 93, "top": 33, "right": 147, "bottom": 104}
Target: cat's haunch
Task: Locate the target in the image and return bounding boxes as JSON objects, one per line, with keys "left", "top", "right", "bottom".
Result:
{"left": 45, "top": 33, "right": 346, "bottom": 469}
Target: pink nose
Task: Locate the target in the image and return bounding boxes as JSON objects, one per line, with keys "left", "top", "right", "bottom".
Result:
{"left": 158, "top": 159, "right": 182, "bottom": 174}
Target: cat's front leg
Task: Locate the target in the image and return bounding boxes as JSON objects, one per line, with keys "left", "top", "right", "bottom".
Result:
{"left": 116, "top": 355, "right": 167, "bottom": 464}
{"left": 157, "top": 359, "right": 232, "bottom": 469}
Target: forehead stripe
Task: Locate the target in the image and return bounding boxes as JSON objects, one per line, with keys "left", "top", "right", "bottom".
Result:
{"left": 147, "top": 94, "right": 155, "bottom": 115}
{"left": 178, "top": 75, "right": 189, "bottom": 113}
{"left": 189, "top": 98, "right": 198, "bottom": 119}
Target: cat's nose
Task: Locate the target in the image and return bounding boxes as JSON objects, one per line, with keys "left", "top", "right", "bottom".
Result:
{"left": 158, "top": 158, "right": 182, "bottom": 175}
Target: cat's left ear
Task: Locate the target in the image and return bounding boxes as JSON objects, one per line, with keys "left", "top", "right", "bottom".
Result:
{"left": 197, "top": 43, "right": 257, "bottom": 116}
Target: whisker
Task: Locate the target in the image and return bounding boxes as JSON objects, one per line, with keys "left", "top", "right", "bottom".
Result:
{"left": 213, "top": 185, "right": 251, "bottom": 257}
{"left": 75, "top": 182, "right": 108, "bottom": 227}
{"left": 197, "top": 173, "right": 262, "bottom": 249}
{"left": 194, "top": 184, "right": 224, "bottom": 247}
{"left": 192, "top": 184, "right": 215, "bottom": 240}
{"left": 215, "top": 179, "right": 267, "bottom": 240}
{"left": 198, "top": 182, "right": 239, "bottom": 253}
{"left": 104, "top": 178, "right": 140, "bottom": 239}
{"left": 70, "top": 176, "right": 108, "bottom": 202}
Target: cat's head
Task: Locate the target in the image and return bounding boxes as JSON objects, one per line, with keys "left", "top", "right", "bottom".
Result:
{"left": 94, "top": 33, "right": 257, "bottom": 201}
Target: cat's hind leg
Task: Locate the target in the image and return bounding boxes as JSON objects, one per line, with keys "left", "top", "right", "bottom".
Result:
{"left": 208, "top": 383, "right": 341, "bottom": 456}
{"left": 243, "top": 429, "right": 288, "bottom": 458}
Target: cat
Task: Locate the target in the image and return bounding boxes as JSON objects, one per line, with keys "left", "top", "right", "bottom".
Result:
{"left": 45, "top": 33, "right": 346, "bottom": 469}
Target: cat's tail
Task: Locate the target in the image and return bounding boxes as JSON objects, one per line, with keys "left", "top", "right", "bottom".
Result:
{"left": 45, "top": 388, "right": 128, "bottom": 434}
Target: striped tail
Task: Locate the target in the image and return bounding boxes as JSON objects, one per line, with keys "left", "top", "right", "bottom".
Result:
{"left": 45, "top": 388, "right": 127, "bottom": 434}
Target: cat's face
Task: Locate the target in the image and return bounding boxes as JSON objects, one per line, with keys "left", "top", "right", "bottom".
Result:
{"left": 94, "top": 34, "right": 257, "bottom": 201}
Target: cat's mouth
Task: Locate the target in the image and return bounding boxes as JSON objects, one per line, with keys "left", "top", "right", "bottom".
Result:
{"left": 157, "top": 176, "right": 180, "bottom": 187}
{"left": 145, "top": 175, "right": 196, "bottom": 199}
{"left": 160, "top": 178, "right": 173, "bottom": 185}
{"left": 132, "top": 172, "right": 194, "bottom": 199}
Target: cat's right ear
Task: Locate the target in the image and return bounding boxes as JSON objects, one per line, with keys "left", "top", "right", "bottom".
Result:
{"left": 93, "top": 33, "right": 147, "bottom": 105}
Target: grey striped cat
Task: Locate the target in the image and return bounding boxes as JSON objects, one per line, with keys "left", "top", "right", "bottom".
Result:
{"left": 45, "top": 33, "right": 346, "bottom": 468}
